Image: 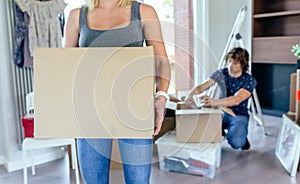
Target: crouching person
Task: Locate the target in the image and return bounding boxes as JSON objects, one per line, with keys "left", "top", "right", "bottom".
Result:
{"left": 185, "top": 47, "right": 257, "bottom": 151}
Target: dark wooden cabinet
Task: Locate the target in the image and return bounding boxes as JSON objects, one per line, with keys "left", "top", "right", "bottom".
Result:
{"left": 252, "top": 0, "right": 300, "bottom": 64}
{"left": 252, "top": 0, "right": 300, "bottom": 115}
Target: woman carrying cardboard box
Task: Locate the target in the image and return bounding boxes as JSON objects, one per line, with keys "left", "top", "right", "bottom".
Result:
{"left": 185, "top": 47, "right": 256, "bottom": 151}
{"left": 64, "top": 0, "right": 170, "bottom": 183}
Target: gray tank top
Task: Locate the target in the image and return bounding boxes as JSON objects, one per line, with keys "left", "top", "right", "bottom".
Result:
{"left": 78, "top": 1, "right": 144, "bottom": 47}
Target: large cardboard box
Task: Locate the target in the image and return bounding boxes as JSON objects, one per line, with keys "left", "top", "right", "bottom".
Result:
{"left": 176, "top": 103, "right": 222, "bottom": 143}
{"left": 34, "top": 47, "right": 154, "bottom": 138}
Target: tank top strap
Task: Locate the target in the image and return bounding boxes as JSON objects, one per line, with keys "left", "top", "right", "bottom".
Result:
{"left": 79, "top": 7, "right": 88, "bottom": 33}
{"left": 131, "top": 1, "right": 141, "bottom": 22}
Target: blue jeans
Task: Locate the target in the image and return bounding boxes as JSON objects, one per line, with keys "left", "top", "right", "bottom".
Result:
{"left": 77, "top": 138, "right": 153, "bottom": 184}
{"left": 222, "top": 112, "right": 249, "bottom": 149}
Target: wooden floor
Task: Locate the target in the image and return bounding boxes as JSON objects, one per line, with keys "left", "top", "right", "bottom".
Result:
{"left": 0, "top": 115, "right": 299, "bottom": 184}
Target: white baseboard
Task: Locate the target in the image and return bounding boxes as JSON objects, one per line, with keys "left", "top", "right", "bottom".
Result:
{"left": 4, "top": 147, "right": 65, "bottom": 172}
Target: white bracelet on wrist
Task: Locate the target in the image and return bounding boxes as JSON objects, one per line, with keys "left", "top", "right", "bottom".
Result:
{"left": 155, "top": 91, "right": 170, "bottom": 102}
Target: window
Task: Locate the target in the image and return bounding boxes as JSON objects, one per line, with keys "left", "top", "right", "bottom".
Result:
{"left": 143, "top": 0, "right": 176, "bottom": 95}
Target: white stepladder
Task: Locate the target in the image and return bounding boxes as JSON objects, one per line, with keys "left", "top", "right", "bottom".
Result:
{"left": 209, "top": 6, "right": 268, "bottom": 135}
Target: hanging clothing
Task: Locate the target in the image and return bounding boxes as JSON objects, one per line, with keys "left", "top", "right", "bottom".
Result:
{"left": 13, "top": 4, "right": 26, "bottom": 67}
{"left": 14, "top": 0, "right": 66, "bottom": 57}
{"left": 23, "top": 13, "right": 34, "bottom": 68}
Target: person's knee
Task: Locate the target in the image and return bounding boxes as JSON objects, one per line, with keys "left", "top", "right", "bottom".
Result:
{"left": 227, "top": 134, "right": 245, "bottom": 149}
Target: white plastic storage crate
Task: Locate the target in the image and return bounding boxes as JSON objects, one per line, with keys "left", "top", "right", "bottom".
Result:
{"left": 155, "top": 131, "right": 221, "bottom": 178}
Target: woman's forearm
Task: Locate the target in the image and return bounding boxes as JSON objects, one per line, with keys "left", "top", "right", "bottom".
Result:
{"left": 156, "top": 57, "right": 170, "bottom": 92}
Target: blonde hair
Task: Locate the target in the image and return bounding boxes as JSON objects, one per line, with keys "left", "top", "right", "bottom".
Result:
{"left": 88, "top": 0, "right": 132, "bottom": 10}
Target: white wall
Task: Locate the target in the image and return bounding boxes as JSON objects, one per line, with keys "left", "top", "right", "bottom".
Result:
{"left": 208, "top": 0, "right": 252, "bottom": 60}
{"left": 0, "top": 0, "right": 6, "bottom": 159}
{"left": 194, "top": 0, "right": 252, "bottom": 84}
{"left": 0, "top": 0, "right": 19, "bottom": 161}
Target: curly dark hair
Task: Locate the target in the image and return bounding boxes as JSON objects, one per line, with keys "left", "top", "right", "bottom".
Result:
{"left": 225, "top": 47, "right": 249, "bottom": 73}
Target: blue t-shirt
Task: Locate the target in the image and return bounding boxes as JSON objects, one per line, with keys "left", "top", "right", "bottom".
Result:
{"left": 210, "top": 68, "right": 257, "bottom": 116}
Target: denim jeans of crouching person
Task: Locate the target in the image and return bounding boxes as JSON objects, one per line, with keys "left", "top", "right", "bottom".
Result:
{"left": 222, "top": 112, "right": 249, "bottom": 149}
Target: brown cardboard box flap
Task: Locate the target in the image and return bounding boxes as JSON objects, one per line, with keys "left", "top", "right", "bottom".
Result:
{"left": 34, "top": 47, "right": 154, "bottom": 138}
{"left": 221, "top": 107, "right": 236, "bottom": 117}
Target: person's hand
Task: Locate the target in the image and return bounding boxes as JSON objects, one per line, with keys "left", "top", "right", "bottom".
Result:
{"left": 153, "top": 96, "right": 166, "bottom": 136}
{"left": 201, "top": 95, "right": 215, "bottom": 107}
{"left": 184, "top": 94, "right": 198, "bottom": 109}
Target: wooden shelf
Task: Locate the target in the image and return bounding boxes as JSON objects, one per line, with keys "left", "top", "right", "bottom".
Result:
{"left": 252, "top": 60, "right": 296, "bottom": 64}
{"left": 252, "top": 0, "right": 300, "bottom": 113}
{"left": 252, "top": 36, "right": 300, "bottom": 64}
{"left": 253, "top": 10, "right": 300, "bottom": 18}
{"left": 253, "top": 14, "right": 300, "bottom": 37}
{"left": 253, "top": 36, "right": 300, "bottom": 41}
